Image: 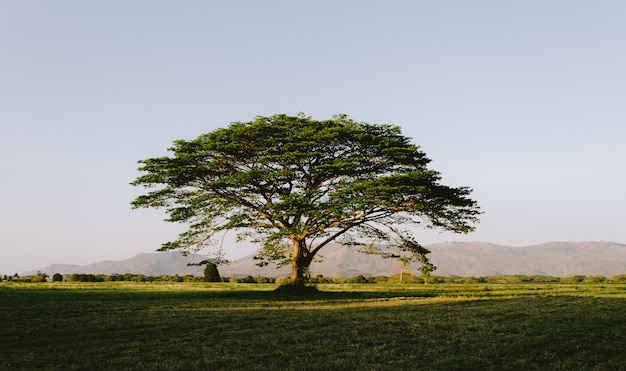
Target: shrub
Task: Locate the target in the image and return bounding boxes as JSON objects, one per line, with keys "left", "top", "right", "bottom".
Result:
{"left": 529, "top": 275, "right": 560, "bottom": 283}
{"left": 484, "top": 275, "right": 523, "bottom": 284}
{"left": 583, "top": 275, "right": 607, "bottom": 283}
{"left": 254, "top": 276, "right": 276, "bottom": 284}
{"left": 240, "top": 275, "right": 257, "bottom": 283}
{"left": 310, "top": 274, "right": 333, "bottom": 284}
{"left": 203, "top": 263, "right": 221, "bottom": 282}
{"left": 443, "top": 276, "right": 484, "bottom": 284}
{"left": 608, "top": 274, "right": 626, "bottom": 283}
{"left": 561, "top": 275, "right": 586, "bottom": 283}
{"left": 31, "top": 271, "right": 48, "bottom": 283}
{"left": 349, "top": 275, "right": 368, "bottom": 284}
{"left": 387, "top": 273, "right": 425, "bottom": 284}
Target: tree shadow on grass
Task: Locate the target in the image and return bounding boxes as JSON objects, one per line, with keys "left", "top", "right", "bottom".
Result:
{"left": 190, "top": 286, "right": 441, "bottom": 301}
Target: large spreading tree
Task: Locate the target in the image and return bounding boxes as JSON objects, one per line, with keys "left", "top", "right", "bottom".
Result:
{"left": 131, "top": 114, "right": 480, "bottom": 286}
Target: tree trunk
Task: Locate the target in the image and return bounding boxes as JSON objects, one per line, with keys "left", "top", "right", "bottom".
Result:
{"left": 274, "top": 238, "right": 319, "bottom": 295}
{"left": 289, "top": 238, "right": 312, "bottom": 286}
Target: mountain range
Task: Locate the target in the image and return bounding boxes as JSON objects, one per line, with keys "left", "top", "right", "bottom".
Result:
{"left": 25, "top": 241, "right": 626, "bottom": 278}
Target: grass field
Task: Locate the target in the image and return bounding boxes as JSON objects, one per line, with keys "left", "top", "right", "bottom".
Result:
{"left": 1, "top": 282, "right": 625, "bottom": 370}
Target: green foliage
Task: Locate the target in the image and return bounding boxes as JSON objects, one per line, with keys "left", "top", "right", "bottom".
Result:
{"left": 583, "top": 275, "right": 607, "bottom": 283}
{"left": 10, "top": 272, "right": 626, "bottom": 285}
{"left": 351, "top": 275, "right": 371, "bottom": 284}
{"left": 387, "top": 273, "right": 425, "bottom": 284}
{"left": 608, "top": 274, "right": 626, "bottom": 283}
{"left": 203, "top": 263, "right": 221, "bottom": 282}
{"left": 32, "top": 271, "right": 48, "bottom": 283}
{"left": 131, "top": 114, "right": 480, "bottom": 284}
{"left": 68, "top": 274, "right": 104, "bottom": 282}
{"left": 239, "top": 275, "right": 257, "bottom": 284}
{"left": 561, "top": 275, "right": 586, "bottom": 283}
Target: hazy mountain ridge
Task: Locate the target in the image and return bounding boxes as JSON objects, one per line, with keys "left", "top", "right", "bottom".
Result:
{"left": 24, "top": 241, "right": 626, "bottom": 278}
{"left": 428, "top": 241, "right": 626, "bottom": 276}
{"left": 27, "top": 252, "right": 207, "bottom": 277}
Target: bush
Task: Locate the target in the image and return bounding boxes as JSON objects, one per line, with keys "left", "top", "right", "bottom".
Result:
{"left": 203, "top": 263, "right": 221, "bottom": 282}
{"left": 351, "top": 275, "right": 370, "bottom": 284}
{"left": 561, "top": 275, "right": 586, "bottom": 283}
{"left": 31, "top": 271, "right": 48, "bottom": 283}
{"left": 373, "top": 275, "right": 389, "bottom": 283}
{"left": 387, "top": 273, "right": 425, "bottom": 284}
{"left": 105, "top": 274, "right": 121, "bottom": 282}
{"left": 310, "top": 274, "right": 333, "bottom": 284}
{"left": 240, "top": 275, "right": 257, "bottom": 283}
{"left": 484, "top": 275, "right": 523, "bottom": 284}
{"left": 529, "top": 275, "right": 560, "bottom": 283}
{"left": 583, "top": 275, "right": 607, "bottom": 283}
{"left": 608, "top": 274, "right": 626, "bottom": 283}
{"left": 443, "top": 276, "right": 484, "bottom": 284}
{"left": 254, "top": 276, "right": 276, "bottom": 284}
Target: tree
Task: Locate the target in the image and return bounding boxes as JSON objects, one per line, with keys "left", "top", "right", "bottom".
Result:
{"left": 131, "top": 114, "right": 480, "bottom": 289}
{"left": 204, "top": 262, "right": 221, "bottom": 282}
{"left": 52, "top": 273, "right": 64, "bottom": 282}
{"left": 32, "top": 271, "right": 48, "bottom": 283}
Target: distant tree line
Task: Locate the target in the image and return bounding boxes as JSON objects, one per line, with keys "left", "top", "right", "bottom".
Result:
{"left": 306, "top": 273, "right": 626, "bottom": 284}
{"left": 3, "top": 272, "right": 626, "bottom": 284}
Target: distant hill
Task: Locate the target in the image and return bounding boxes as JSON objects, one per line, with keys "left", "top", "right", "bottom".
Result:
{"left": 218, "top": 241, "right": 626, "bottom": 277}
{"left": 427, "top": 241, "right": 626, "bottom": 277}
{"left": 25, "top": 241, "right": 626, "bottom": 278}
{"left": 29, "top": 252, "right": 207, "bottom": 277}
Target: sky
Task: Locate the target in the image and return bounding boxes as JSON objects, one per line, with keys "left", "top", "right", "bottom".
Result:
{"left": 1, "top": 1, "right": 625, "bottom": 274}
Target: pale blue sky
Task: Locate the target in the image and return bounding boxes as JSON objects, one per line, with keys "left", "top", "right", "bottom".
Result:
{"left": 1, "top": 1, "right": 625, "bottom": 273}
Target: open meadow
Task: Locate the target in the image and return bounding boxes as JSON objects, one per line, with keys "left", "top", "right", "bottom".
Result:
{"left": 1, "top": 281, "right": 625, "bottom": 370}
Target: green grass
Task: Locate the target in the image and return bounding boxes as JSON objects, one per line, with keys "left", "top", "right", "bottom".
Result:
{"left": 1, "top": 282, "right": 625, "bottom": 370}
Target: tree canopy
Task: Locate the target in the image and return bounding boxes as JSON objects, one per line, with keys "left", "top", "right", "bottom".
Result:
{"left": 131, "top": 114, "right": 480, "bottom": 287}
